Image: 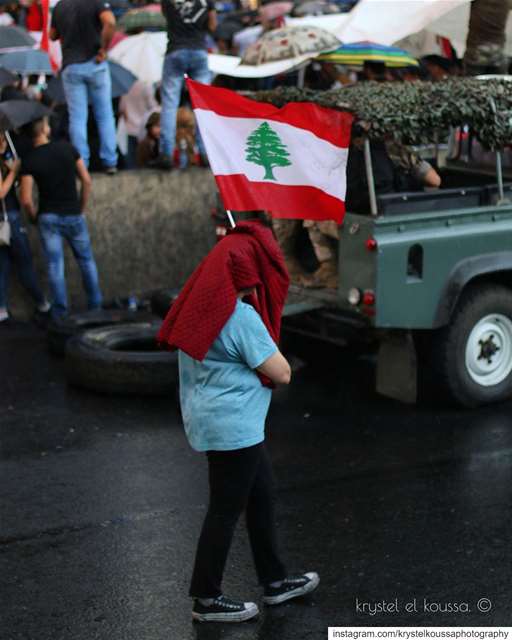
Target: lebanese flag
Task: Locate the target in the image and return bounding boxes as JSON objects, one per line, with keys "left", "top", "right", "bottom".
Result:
{"left": 187, "top": 79, "right": 353, "bottom": 224}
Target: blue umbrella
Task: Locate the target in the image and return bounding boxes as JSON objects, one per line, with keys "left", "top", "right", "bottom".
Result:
{"left": 0, "top": 50, "right": 53, "bottom": 75}
{"left": 0, "top": 25, "right": 36, "bottom": 49}
{"left": 45, "top": 60, "right": 137, "bottom": 104}
{"left": 0, "top": 67, "right": 17, "bottom": 89}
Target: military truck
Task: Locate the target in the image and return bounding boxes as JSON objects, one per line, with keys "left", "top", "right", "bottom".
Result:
{"left": 254, "top": 78, "right": 512, "bottom": 408}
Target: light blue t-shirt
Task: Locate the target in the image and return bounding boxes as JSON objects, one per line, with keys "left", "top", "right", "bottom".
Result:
{"left": 178, "top": 300, "right": 278, "bottom": 452}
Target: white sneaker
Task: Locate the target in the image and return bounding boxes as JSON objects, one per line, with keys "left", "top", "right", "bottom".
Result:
{"left": 192, "top": 595, "right": 259, "bottom": 623}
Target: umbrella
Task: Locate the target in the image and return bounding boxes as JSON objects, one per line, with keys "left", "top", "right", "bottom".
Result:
{"left": 108, "top": 32, "right": 167, "bottom": 84}
{"left": 45, "top": 60, "right": 137, "bottom": 104}
{"left": 242, "top": 25, "right": 340, "bottom": 65}
{"left": 0, "top": 25, "right": 36, "bottom": 49}
{"left": 0, "top": 49, "right": 53, "bottom": 75}
{"left": 0, "top": 100, "right": 50, "bottom": 131}
{"left": 0, "top": 67, "right": 17, "bottom": 89}
{"left": 259, "top": 2, "right": 293, "bottom": 22}
{"left": 119, "top": 8, "right": 166, "bottom": 32}
{"left": 215, "top": 18, "right": 244, "bottom": 42}
{"left": 108, "top": 30, "right": 128, "bottom": 50}
{"left": 316, "top": 41, "right": 419, "bottom": 67}
{"left": 292, "top": 1, "right": 339, "bottom": 17}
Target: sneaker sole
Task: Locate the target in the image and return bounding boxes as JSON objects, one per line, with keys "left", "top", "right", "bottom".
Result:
{"left": 192, "top": 605, "right": 259, "bottom": 623}
{"left": 263, "top": 573, "right": 320, "bottom": 606}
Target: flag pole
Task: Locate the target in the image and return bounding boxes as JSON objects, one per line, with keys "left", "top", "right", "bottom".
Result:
{"left": 226, "top": 210, "right": 236, "bottom": 228}
{"left": 5, "top": 131, "right": 18, "bottom": 159}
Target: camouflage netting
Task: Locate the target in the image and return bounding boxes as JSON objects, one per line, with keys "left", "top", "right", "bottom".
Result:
{"left": 251, "top": 78, "right": 512, "bottom": 150}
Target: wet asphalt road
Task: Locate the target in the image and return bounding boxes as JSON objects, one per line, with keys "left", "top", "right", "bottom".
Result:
{"left": 2, "top": 322, "right": 512, "bottom": 640}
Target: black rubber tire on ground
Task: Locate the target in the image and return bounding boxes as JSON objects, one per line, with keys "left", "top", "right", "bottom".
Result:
{"left": 150, "top": 288, "right": 181, "bottom": 319}
{"left": 432, "top": 283, "right": 512, "bottom": 408}
{"left": 65, "top": 322, "right": 178, "bottom": 396}
{"left": 47, "top": 309, "right": 156, "bottom": 356}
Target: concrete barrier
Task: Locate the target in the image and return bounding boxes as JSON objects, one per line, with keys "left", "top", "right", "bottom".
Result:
{"left": 9, "top": 168, "right": 218, "bottom": 319}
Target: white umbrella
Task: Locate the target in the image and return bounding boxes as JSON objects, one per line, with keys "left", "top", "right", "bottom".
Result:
{"left": 207, "top": 52, "right": 312, "bottom": 78}
{"left": 399, "top": 3, "right": 512, "bottom": 58}
{"left": 109, "top": 32, "right": 167, "bottom": 84}
{"left": 336, "top": 0, "right": 472, "bottom": 45}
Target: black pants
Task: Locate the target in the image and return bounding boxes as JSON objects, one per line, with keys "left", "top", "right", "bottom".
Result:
{"left": 189, "top": 442, "right": 287, "bottom": 598}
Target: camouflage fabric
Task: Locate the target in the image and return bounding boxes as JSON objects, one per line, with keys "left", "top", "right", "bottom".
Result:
{"left": 385, "top": 140, "right": 432, "bottom": 181}
{"left": 304, "top": 221, "right": 335, "bottom": 263}
{"left": 270, "top": 218, "right": 302, "bottom": 258}
{"left": 464, "top": 44, "right": 508, "bottom": 72}
{"left": 464, "top": 0, "right": 508, "bottom": 73}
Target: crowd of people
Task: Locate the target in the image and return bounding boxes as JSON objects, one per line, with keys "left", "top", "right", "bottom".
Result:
{"left": 0, "top": 0, "right": 509, "bottom": 322}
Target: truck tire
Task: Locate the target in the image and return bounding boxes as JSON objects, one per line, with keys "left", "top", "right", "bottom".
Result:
{"left": 150, "top": 288, "right": 181, "bottom": 319}
{"left": 65, "top": 322, "right": 178, "bottom": 396}
{"left": 433, "top": 284, "right": 512, "bottom": 408}
{"left": 47, "top": 309, "right": 155, "bottom": 356}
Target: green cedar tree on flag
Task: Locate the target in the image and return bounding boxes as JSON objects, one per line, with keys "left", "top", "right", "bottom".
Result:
{"left": 245, "top": 122, "right": 292, "bottom": 180}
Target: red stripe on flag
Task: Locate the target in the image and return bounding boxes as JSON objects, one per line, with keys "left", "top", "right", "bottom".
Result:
{"left": 187, "top": 79, "right": 352, "bottom": 149}
{"left": 40, "top": 0, "right": 50, "bottom": 52}
{"left": 215, "top": 174, "right": 345, "bottom": 224}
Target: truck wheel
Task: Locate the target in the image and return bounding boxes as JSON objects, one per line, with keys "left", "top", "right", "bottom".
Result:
{"left": 66, "top": 323, "right": 178, "bottom": 396}
{"left": 434, "top": 284, "right": 512, "bottom": 407}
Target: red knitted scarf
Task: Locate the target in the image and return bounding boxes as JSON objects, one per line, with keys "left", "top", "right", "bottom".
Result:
{"left": 157, "top": 221, "right": 290, "bottom": 368}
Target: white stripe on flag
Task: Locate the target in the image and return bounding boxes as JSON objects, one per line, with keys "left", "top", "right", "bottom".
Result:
{"left": 195, "top": 109, "right": 348, "bottom": 202}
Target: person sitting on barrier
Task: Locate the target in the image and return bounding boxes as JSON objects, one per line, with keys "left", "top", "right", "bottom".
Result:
{"left": 136, "top": 112, "right": 161, "bottom": 168}
{"left": 157, "top": 220, "right": 319, "bottom": 623}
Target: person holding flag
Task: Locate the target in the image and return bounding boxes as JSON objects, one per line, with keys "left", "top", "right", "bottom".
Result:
{"left": 158, "top": 220, "right": 320, "bottom": 623}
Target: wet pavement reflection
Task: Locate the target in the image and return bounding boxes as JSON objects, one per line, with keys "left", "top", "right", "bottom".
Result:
{"left": 2, "top": 324, "right": 512, "bottom": 638}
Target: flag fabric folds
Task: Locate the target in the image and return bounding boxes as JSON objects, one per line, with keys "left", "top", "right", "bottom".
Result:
{"left": 187, "top": 79, "right": 353, "bottom": 224}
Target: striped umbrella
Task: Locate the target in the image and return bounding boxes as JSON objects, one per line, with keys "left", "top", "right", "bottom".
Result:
{"left": 316, "top": 41, "right": 419, "bottom": 68}
{"left": 119, "top": 9, "right": 166, "bottom": 33}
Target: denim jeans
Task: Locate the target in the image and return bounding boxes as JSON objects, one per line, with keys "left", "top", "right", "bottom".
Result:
{"left": 62, "top": 59, "right": 118, "bottom": 168}
{"left": 160, "top": 48, "right": 211, "bottom": 157}
{"left": 0, "top": 210, "right": 46, "bottom": 310}
{"left": 38, "top": 214, "right": 102, "bottom": 317}
{"left": 189, "top": 443, "right": 286, "bottom": 598}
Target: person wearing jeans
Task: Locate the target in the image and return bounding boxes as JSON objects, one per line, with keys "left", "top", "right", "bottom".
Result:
{"left": 0, "top": 133, "right": 49, "bottom": 324}
{"left": 159, "top": 49, "right": 211, "bottom": 163}
{"left": 61, "top": 59, "right": 118, "bottom": 171}
{"left": 157, "top": 221, "right": 319, "bottom": 623}
{"left": 0, "top": 210, "right": 50, "bottom": 323}
{"left": 51, "top": 0, "right": 117, "bottom": 172}
{"left": 20, "top": 117, "right": 102, "bottom": 319}
{"left": 157, "top": 0, "right": 217, "bottom": 169}
{"left": 37, "top": 214, "right": 101, "bottom": 316}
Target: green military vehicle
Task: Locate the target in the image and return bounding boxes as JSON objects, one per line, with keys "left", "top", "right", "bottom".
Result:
{"left": 258, "top": 78, "right": 512, "bottom": 408}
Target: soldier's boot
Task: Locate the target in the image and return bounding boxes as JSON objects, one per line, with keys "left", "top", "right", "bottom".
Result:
{"left": 301, "top": 260, "right": 338, "bottom": 289}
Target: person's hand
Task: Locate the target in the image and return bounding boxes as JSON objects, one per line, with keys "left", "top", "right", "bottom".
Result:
{"left": 95, "top": 48, "right": 107, "bottom": 63}
{"left": 5, "top": 158, "right": 21, "bottom": 174}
